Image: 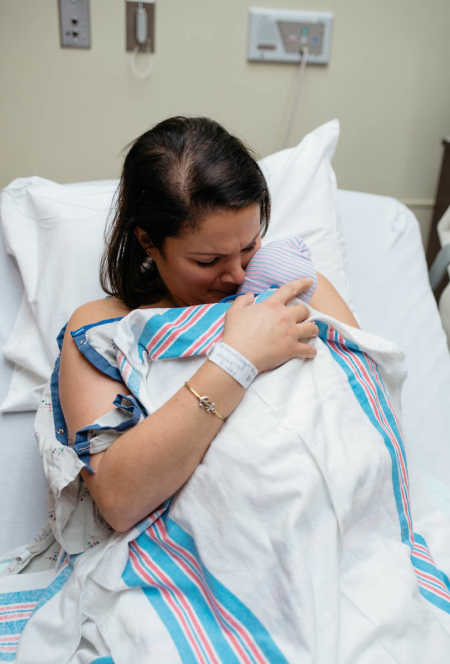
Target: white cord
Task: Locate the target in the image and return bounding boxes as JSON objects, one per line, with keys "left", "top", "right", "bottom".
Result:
{"left": 130, "top": 46, "right": 153, "bottom": 79}
{"left": 282, "top": 46, "right": 309, "bottom": 148}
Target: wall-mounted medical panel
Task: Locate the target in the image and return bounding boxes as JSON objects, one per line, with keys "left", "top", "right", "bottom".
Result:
{"left": 247, "top": 8, "right": 333, "bottom": 64}
{"left": 126, "top": 1, "right": 155, "bottom": 52}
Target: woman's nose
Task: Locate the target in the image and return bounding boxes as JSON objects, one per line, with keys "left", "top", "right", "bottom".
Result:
{"left": 221, "top": 259, "right": 246, "bottom": 285}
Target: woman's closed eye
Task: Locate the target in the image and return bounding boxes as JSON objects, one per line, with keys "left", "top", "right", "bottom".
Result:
{"left": 196, "top": 257, "right": 220, "bottom": 267}
{"left": 195, "top": 243, "right": 257, "bottom": 268}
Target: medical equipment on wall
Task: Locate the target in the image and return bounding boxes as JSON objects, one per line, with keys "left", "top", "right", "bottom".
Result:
{"left": 247, "top": 9, "right": 334, "bottom": 148}
{"left": 128, "top": 0, "right": 154, "bottom": 80}
{"left": 247, "top": 8, "right": 333, "bottom": 64}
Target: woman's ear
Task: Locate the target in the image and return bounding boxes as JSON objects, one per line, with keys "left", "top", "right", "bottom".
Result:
{"left": 135, "top": 227, "right": 153, "bottom": 252}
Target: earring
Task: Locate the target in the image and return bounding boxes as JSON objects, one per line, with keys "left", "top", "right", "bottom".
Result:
{"left": 140, "top": 253, "right": 153, "bottom": 273}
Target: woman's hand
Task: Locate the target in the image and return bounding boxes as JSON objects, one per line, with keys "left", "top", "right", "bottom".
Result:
{"left": 222, "top": 278, "right": 319, "bottom": 373}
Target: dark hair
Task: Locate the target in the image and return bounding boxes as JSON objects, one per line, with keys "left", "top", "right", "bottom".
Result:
{"left": 100, "top": 116, "right": 271, "bottom": 308}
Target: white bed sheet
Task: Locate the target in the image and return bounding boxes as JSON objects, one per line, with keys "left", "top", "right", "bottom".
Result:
{"left": 337, "top": 190, "right": 450, "bottom": 501}
{"left": 1, "top": 189, "right": 449, "bottom": 556}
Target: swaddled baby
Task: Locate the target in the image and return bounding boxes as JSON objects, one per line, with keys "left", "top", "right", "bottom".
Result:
{"left": 237, "top": 234, "right": 317, "bottom": 301}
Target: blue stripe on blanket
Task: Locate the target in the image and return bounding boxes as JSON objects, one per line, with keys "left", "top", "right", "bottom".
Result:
{"left": 137, "top": 292, "right": 274, "bottom": 361}
{"left": 139, "top": 303, "right": 229, "bottom": 359}
{"left": 123, "top": 513, "right": 288, "bottom": 663}
{"left": 320, "top": 322, "right": 412, "bottom": 543}
{"left": 0, "top": 564, "right": 72, "bottom": 661}
{"left": 317, "top": 320, "right": 450, "bottom": 614}
{"left": 32, "top": 564, "right": 73, "bottom": 614}
{"left": 165, "top": 518, "right": 288, "bottom": 663}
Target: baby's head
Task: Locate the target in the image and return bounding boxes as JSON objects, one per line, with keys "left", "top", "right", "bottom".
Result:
{"left": 237, "top": 235, "right": 317, "bottom": 302}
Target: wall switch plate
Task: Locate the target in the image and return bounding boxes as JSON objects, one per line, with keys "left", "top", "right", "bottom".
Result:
{"left": 58, "top": 0, "right": 90, "bottom": 49}
{"left": 248, "top": 8, "right": 333, "bottom": 64}
{"left": 126, "top": 1, "right": 155, "bottom": 52}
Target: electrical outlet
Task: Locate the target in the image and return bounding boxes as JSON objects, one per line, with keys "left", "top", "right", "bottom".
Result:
{"left": 248, "top": 8, "right": 333, "bottom": 64}
{"left": 126, "top": 1, "right": 155, "bottom": 52}
{"left": 58, "top": 0, "right": 90, "bottom": 49}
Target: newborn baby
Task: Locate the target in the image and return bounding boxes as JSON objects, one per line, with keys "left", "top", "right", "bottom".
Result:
{"left": 237, "top": 234, "right": 317, "bottom": 302}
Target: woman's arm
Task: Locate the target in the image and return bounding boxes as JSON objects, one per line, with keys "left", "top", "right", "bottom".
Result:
{"left": 59, "top": 280, "right": 319, "bottom": 533}
{"left": 61, "top": 337, "right": 245, "bottom": 533}
{"left": 308, "top": 272, "right": 359, "bottom": 328}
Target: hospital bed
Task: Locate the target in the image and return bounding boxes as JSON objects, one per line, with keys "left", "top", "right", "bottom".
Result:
{"left": 1, "top": 121, "right": 450, "bottom": 558}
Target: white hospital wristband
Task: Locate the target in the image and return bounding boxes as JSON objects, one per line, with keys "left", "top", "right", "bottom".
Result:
{"left": 206, "top": 342, "right": 258, "bottom": 388}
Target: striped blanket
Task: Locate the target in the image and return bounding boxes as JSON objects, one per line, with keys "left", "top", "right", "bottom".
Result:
{"left": 2, "top": 295, "right": 450, "bottom": 663}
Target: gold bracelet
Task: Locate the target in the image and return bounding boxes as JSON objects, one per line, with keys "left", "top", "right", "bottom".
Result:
{"left": 184, "top": 382, "right": 226, "bottom": 421}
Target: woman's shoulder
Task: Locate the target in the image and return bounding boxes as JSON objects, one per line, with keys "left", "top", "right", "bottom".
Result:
{"left": 67, "top": 296, "right": 132, "bottom": 333}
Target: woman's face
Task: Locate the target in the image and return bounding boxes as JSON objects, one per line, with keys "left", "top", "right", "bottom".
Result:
{"left": 144, "top": 204, "right": 262, "bottom": 307}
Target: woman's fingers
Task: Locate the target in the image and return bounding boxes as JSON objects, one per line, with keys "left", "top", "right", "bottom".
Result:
{"left": 294, "top": 320, "right": 319, "bottom": 358}
{"left": 229, "top": 292, "right": 254, "bottom": 310}
{"left": 287, "top": 301, "right": 310, "bottom": 324}
{"left": 297, "top": 319, "right": 319, "bottom": 340}
{"left": 296, "top": 341, "right": 317, "bottom": 358}
{"left": 223, "top": 280, "right": 320, "bottom": 372}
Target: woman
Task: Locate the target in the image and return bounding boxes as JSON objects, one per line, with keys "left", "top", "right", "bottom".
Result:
{"left": 4, "top": 118, "right": 449, "bottom": 663}
{"left": 59, "top": 115, "right": 358, "bottom": 534}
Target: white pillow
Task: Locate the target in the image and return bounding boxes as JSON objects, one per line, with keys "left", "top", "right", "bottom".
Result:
{"left": 1, "top": 178, "right": 117, "bottom": 411}
{"left": 1, "top": 120, "right": 349, "bottom": 412}
{"left": 259, "top": 119, "right": 350, "bottom": 299}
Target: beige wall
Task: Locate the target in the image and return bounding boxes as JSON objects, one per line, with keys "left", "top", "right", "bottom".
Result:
{"left": 1, "top": 0, "right": 449, "bottom": 244}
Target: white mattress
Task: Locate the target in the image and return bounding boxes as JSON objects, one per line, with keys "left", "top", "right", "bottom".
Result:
{"left": 1, "top": 189, "right": 449, "bottom": 556}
